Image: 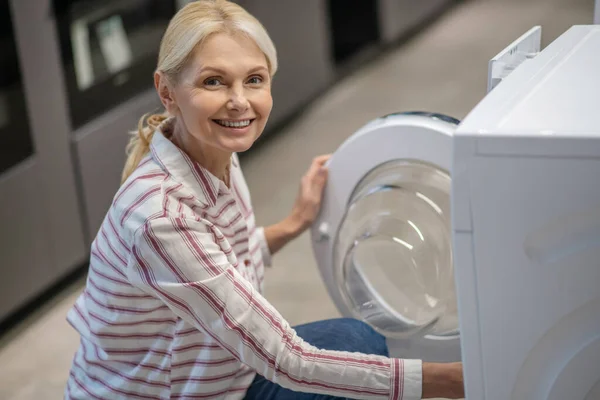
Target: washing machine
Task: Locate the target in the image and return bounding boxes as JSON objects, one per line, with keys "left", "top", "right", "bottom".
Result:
{"left": 311, "top": 110, "right": 461, "bottom": 364}
{"left": 311, "top": 25, "right": 600, "bottom": 399}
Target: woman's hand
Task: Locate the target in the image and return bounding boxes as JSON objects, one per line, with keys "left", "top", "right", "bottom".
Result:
{"left": 287, "top": 154, "right": 332, "bottom": 235}
{"left": 263, "top": 154, "right": 331, "bottom": 256}
{"left": 422, "top": 362, "right": 465, "bottom": 399}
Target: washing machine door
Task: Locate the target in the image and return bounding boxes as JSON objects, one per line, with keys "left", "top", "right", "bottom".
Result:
{"left": 311, "top": 112, "right": 460, "bottom": 361}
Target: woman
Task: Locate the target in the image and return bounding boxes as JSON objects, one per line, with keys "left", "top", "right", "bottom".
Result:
{"left": 65, "top": 1, "right": 463, "bottom": 399}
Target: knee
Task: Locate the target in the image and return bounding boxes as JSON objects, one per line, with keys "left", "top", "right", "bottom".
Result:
{"left": 334, "top": 318, "right": 389, "bottom": 357}
{"left": 335, "top": 318, "right": 377, "bottom": 335}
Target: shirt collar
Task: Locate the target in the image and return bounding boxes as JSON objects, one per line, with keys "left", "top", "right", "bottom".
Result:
{"left": 149, "top": 118, "right": 229, "bottom": 207}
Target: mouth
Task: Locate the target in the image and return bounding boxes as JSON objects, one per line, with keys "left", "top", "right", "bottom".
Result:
{"left": 212, "top": 119, "right": 255, "bottom": 129}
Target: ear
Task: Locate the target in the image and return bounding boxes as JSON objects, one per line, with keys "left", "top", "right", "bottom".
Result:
{"left": 154, "top": 71, "right": 179, "bottom": 114}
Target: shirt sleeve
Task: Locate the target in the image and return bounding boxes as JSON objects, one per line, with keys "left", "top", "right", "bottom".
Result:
{"left": 255, "top": 226, "right": 272, "bottom": 267}
{"left": 126, "top": 216, "right": 422, "bottom": 400}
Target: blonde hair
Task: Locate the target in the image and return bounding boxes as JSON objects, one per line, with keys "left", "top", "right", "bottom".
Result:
{"left": 121, "top": 0, "right": 278, "bottom": 183}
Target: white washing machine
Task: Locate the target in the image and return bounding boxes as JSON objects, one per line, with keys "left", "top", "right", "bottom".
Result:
{"left": 311, "top": 25, "right": 600, "bottom": 399}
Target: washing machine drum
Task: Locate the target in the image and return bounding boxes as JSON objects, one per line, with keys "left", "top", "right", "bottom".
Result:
{"left": 311, "top": 112, "right": 460, "bottom": 341}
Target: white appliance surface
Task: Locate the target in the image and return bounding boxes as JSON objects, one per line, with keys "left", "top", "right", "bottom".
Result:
{"left": 453, "top": 24, "right": 600, "bottom": 400}
{"left": 311, "top": 23, "right": 600, "bottom": 400}
{"left": 459, "top": 25, "right": 600, "bottom": 156}
{"left": 311, "top": 112, "right": 462, "bottom": 363}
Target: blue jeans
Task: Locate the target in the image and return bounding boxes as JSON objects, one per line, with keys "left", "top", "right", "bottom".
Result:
{"left": 243, "top": 318, "right": 389, "bottom": 400}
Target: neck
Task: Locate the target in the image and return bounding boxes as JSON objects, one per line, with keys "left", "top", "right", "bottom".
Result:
{"left": 171, "top": 118, "right": 231, "bottom": 184}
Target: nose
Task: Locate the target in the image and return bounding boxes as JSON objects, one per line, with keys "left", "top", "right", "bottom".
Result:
{"left": 227, "top": 84, "right": 249, "bottom": 112}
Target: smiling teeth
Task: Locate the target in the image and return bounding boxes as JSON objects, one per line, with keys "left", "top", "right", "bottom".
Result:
{"left": 217, "top": 120, "right": 251, "bottom": 128}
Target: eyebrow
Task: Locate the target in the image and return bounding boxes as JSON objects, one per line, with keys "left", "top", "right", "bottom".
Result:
{"left": 198, "top": 65, "right": 269, "bottom": 75}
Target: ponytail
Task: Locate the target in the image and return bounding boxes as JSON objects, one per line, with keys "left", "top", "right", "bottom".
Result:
{"left": 121, "top": 112, "right": 169, "bottom": 184}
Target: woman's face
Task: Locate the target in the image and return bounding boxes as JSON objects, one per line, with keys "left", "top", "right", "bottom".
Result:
{"left": 166, "top": 32, "right": 273, "bottom": 154}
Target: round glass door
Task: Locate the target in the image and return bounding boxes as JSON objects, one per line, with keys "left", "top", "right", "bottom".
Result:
{"left": 333, "top": 159, "right": 458, "bottom": 339}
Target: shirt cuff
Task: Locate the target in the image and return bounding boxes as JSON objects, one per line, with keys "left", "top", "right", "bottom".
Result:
{"left": 256, "top": 226, "right": 272, "bottom": 267}
{"left": 391, "top": 358, "right": 422, "bottom": 400}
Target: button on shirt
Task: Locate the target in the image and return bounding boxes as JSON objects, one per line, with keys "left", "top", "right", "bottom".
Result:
{"left": 65, "top": 121, "right": 422, "bottom": 400}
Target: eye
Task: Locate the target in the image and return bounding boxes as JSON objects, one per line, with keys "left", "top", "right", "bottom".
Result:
{"left": 203, "top": 77, "right": 223, "bottom": 87}
{"left": 247, "top": 75, "right": 264, "bottom": 85}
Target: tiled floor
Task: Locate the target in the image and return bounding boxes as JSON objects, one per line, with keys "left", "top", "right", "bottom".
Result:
{"left": 0, "top": 0, "right": 594, "bottom": 398}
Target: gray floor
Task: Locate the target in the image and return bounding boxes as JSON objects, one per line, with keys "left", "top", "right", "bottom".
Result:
{"left": 0, "top": 0, "right": 594, "bottom": 398}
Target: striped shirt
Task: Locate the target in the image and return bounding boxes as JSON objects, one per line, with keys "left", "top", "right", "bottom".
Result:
{"left": 65, "top": 120, "right": 422, "bottom": 399}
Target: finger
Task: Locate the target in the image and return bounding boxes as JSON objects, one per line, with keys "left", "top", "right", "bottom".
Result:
{"left": 306, "top": 159, "right": 325, "bottom": 178}
{"left": 303, "top": 168, "right": 327, "bottom": 197}
{"left": 314, "top": 154, "right": 332, "bottom": 166}
{"left": 310, "top": 161, "right": 329, "bottom": 180}
{"left": 314, "top": 168, "right": 329, "bottom": 191}
{"left": 307, "top": 155, "right": 332, "bottom": 178}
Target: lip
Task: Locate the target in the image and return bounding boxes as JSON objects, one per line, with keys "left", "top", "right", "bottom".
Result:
{"left": 212, "top": 118, "right": 256, "bottom": 134}
{"left": 214, "top": 118, "right": 256, "bottom": 122}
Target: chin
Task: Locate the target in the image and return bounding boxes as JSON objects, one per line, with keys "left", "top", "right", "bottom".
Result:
{"left": 220, "top": 135, "right": 257, "bottom": 154}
